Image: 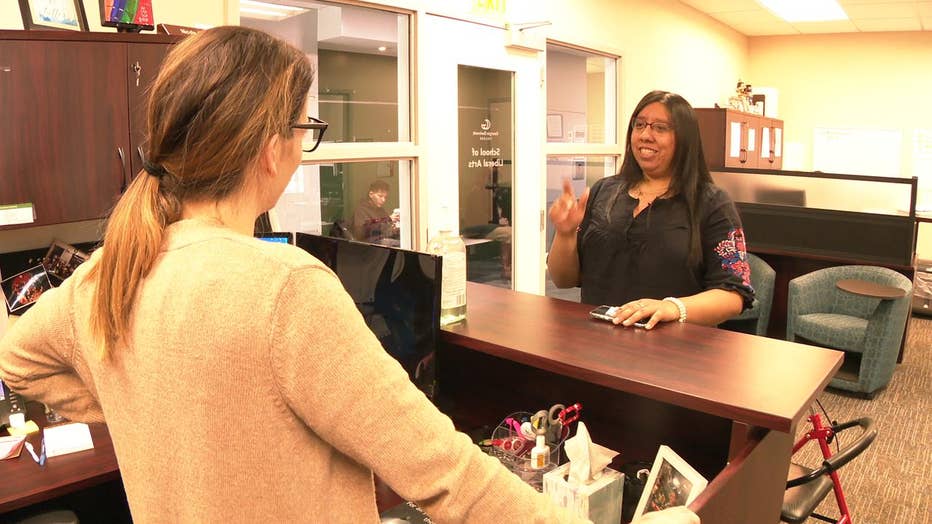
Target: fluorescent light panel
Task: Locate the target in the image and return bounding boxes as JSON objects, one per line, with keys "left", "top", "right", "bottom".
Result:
{"left": 756, "top": 0, "right": 848, "bottom": 22}
{"left": 240, "top": 1, "right": 309, "bottom": 21}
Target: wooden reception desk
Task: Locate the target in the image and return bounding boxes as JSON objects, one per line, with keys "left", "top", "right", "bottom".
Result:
{"left": 437, "top": 283, "right": 843, "bottom": 523}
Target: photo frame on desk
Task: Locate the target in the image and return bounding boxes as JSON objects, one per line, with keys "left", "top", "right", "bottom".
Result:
{"left": 633, "top": 445, "right": 708, "bottom": 520}
{"left": 18, "top": 0, "right": 88, "bottom": 31}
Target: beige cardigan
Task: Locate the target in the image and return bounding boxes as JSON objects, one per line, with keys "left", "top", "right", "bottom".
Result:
{"left": 0, "top": 220, "right": 584, "bottom": 523}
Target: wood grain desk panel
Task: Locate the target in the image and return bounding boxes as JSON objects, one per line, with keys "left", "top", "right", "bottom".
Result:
{"left": 0, "top": 403, "right": 120, "bottom": 514}
{"left": 442, "top": 283, "right": 843, "bottom": 434}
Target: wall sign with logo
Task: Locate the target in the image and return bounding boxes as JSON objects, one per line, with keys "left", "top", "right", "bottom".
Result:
{"left": 467, "top": 119, "right": 504, "bottom": 168}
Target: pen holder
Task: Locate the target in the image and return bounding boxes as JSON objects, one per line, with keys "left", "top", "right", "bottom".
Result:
{"left": 484, "top": 411, "right": 564, "bottom": 491}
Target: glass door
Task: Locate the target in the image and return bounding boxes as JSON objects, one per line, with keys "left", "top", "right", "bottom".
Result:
{"left": 421, "top": 15, "right": 545, "bottom": 294}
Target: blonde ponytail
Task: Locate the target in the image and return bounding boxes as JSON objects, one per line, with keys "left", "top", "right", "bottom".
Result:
{"left": 89, "top": 172, "right": 179, "bottom": 358}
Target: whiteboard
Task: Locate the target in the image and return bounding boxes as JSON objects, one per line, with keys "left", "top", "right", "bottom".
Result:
{"left": 813, "top": 127, "right": 902, "bottom": 177}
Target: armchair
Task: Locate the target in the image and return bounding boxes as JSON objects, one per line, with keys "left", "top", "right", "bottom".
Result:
{"left": 721, "top": 253, "right": 775, "bottom": 336}
{"left": 786, "top": 265, "right": 911, "bottom": 397}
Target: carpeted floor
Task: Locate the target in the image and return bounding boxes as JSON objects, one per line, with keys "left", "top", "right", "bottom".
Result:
{"left": 791, "top": 315, "right": 932, "bottom": 524}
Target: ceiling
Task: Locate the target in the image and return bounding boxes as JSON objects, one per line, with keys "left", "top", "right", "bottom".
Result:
{"left": 679, "top": 0, "right": 932, "bottom": 35}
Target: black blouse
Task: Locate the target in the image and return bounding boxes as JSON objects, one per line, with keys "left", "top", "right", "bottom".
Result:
{"left": 576, "top": 175, "right": 754, "bottom": 309}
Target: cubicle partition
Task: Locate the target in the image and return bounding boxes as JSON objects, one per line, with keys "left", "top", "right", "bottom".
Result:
{"left": 712, "top": 168, "right": 918, "bottom": 359}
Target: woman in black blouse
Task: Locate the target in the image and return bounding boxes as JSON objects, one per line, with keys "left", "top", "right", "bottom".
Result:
{"left": 548, "top": 90, "right": 754, "bottom": 329}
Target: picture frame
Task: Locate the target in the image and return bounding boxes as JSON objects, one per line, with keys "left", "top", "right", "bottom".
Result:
{"left": 1, "top": 264, "right": 53, "bottom": 314}
{"left": 547, "top": 113, "right": 564, "bottom": 139}
{"left": 633, "top": 445, "right": 708, "bottom": 520}
{"left": 18, "top": 0, "right": 89, "bottom": 31}
{"left": 41, "top": 240, "right": 89, "bottom": 282}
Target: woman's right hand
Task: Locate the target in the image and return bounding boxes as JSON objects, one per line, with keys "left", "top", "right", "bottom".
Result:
{"left": 548, "top": 179, "right": 590, "bottom": 236}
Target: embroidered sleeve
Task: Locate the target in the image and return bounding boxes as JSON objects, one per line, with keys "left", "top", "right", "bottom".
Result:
{"left": 701, "top": 195, "right": 755, "bottom": 310}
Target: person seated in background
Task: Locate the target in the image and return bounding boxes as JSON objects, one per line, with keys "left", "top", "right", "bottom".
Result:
{"left": 0, "top": 25, "right": 698, "bottom": 524}
{"left": 353, "top": 179, "right": 400, "bottom": 246}
{"left": 547, "top": 90, "right": 754, "bottom": 329}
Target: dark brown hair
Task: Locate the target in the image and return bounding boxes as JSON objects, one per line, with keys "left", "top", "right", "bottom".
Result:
{"left": 618, "top": 90, "right": 713, "bottom": 266}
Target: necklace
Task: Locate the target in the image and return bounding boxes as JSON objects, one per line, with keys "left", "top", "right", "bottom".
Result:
{"left": 633, "top": 184, "right": 670, "bottom": 201}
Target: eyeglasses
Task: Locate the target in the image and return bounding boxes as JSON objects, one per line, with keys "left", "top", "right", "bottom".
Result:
{"left": 292, "top": 116, "right": 329, "bottom": 153}
{"left": 632, "top": 120, "right": 673, "bottom": 135}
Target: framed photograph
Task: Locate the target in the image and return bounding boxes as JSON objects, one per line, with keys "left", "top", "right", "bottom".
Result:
{"left": 1, "top": 265, "right": 53, "bottom": 314}
{"left": 42, "top": 240, "right": 89, "bottom": 282}
{"left": 19, "top": 0, "right": 89, "bottom": 31}
{"left": 633, "top": 445, "right": 708, "bottom": 520}
{"left": 547, "top": 113, "right": 563, "bottom": 139}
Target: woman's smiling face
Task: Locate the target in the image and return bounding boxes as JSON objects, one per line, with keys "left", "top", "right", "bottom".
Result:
{"left": 631, "top": 102, "right": 676, "bottom": 179}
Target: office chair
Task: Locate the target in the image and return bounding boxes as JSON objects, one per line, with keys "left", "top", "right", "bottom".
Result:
{"left": 781, "top": 414, "right": 876, "bottom": 524}
{"left": 721, "top": 253, "right": 775, "bottom": 336}
{"left": 786, "top": 265, "right": 911, "bottom": 397}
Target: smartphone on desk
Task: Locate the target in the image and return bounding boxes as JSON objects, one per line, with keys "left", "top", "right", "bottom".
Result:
{"left": 589, "top": 305, "right": 618, "bottom": 321}
{"left": 589, "top": 305, "right": 649, "bottom": 327}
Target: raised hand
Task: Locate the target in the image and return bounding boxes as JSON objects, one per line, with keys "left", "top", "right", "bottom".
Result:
{"left": 548, "top": 178, "right": 590, "bottom": 236}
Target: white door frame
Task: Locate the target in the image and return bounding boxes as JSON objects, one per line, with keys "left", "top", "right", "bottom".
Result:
{"left": 420, "top": 14, "right": 546, "bottom": 294}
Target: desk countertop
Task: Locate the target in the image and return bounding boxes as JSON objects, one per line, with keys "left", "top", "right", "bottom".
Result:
{"left": 442, "top": 283, "right": 843, "bottom": 433}
{"left": 0, "top": 403, "right": 120, "bottom": 513}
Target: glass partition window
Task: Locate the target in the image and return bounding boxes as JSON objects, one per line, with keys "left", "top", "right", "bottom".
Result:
{"left": 240, "top": 1, "right": 410, "bottom": 144}
{"left": 272, "top": 160, "right": 412, "bottom": 247}
{"left": 546, "top": 44, "right": 616, "bottom": 145}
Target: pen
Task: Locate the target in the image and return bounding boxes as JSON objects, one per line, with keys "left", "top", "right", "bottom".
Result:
{"left": 24, "top": 441, "right": 40, "bottom": 464}
{"left": 39, "top": 437, "right": 46, "bottom": 466}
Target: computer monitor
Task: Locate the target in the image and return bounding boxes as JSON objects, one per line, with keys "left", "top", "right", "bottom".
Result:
{"left": 295, "top": 233, "right": 441, "bottom": 398}
{"left": 255, "top": 232, "right": 294, "bottom": 245}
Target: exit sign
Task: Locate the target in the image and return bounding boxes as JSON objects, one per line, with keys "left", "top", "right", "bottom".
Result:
{"left": 472, "top": 0, "right": 506, "bottom": 17}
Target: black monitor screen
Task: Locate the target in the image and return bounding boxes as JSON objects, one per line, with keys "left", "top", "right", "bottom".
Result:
{"left": 256, "top": 232, "right": 294, "bottom": 245}
{"left": 295, "top": 233, "right": 441, "bottom": 398}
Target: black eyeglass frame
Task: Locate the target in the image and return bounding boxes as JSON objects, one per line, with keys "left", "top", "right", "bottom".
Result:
{"left": 293, "top": 116, "right": 329, "bottom": 152}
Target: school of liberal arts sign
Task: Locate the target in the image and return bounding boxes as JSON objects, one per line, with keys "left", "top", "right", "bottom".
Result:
{"left": 467, "top": 119, "right": 504, "bottom": 168}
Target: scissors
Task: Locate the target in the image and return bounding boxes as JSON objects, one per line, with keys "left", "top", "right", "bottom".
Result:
{"left": 532, "top": 403, "right": 583, "bottom": 442}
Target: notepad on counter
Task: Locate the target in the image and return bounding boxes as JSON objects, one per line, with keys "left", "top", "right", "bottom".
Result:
{"left": 0, "top": 435, "right": 25, "bottom": 460}
{"left": 43, "top": 423, "right": 94, "bottom": 458}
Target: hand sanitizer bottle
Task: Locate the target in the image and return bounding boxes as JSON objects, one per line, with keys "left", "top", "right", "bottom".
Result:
{"left": 428, "top": 207, "right": 467, "bottom": 326}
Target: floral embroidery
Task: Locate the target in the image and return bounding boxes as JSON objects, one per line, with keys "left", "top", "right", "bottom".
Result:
{"left": 714, "top": 228, "right": 750, "bottom": 287}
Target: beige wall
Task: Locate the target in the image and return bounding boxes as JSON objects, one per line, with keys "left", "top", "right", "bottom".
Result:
{"left": 538, "top": 0, "right": 748, "bottom": 118}
{"left": 748, "top": 32, "right": 932, "bottom": 257}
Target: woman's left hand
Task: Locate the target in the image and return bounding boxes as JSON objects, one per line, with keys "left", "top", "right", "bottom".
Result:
{"left": 610, "top": 298, "right": 680, "bottom": 329}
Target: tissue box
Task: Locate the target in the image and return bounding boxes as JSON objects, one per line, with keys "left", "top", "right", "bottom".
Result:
{"left": 543, "top": 463, "right": 623, "bottom": 524}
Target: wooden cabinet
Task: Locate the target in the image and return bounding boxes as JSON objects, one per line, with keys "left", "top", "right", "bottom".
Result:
{"left": 758, "top": 117, "right": 784, "bottom": 170}
{"left": 695, "top": 108, "right": 783, "bottom": 170}
{"left": 0, "top": 31, "right": 177, "bottom": 230}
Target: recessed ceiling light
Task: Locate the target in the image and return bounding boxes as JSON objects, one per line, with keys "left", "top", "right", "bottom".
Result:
{"left": 378, "top": 46, "right": 387, "bottom": 52}
{"left": 757, "top": 0, "right": 847, "bottom": 22}
{"left": 240, "top": 0, "right": 308, "bottom": 21}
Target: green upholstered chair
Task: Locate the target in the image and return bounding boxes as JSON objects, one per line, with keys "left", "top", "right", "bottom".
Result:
{"left": 721, "top": 253, "right": 776, "bottom": 336}
{"left": 786, "top": 265, "right": 912, "bottom": 397}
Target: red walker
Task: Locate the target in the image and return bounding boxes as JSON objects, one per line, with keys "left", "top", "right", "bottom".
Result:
{"left": 781, "top": 413, "right": 876, "bottom": 524}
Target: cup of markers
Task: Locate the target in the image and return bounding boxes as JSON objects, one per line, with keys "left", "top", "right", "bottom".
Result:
{"left": 479, "top": 403, "right": 582, "bottom": 491}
